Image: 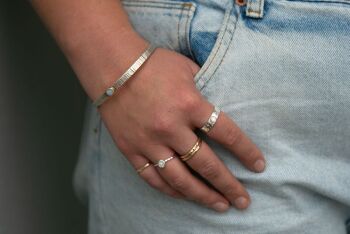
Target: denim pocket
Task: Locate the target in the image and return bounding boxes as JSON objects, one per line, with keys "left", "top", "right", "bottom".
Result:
{"left": 122, "top": 0, "right": 196, "bottom": 56}
{"left": 193, "top": 3, "right": 239, "bottom": 92}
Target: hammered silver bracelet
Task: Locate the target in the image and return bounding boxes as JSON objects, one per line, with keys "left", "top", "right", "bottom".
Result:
{"left": 93, "top": 43, "right": 156, "bottom": 107}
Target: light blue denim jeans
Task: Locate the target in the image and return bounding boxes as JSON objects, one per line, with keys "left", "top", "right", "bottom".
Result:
{"left": 73, "top": 0, "right": 350, "bottom": 233}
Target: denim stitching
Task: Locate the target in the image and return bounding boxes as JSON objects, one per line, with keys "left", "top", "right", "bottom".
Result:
{"left": 195, "top": 22, "right": 229, "bottom": 85}
{"left": 122, "top": 0, "right": 190, "bottom": 7}
{"left": 122, "top": 0, "right": 193, "bottom": 10}
{"left": 257, "top": 0, "right": 262, "bottom": 17}
{"left": 247, "top": 0, "right": 264, "bottom": 17}
{"left": 177, "top": 6, "right": 183, "bottom": 53}
{"left": 184, "top": 4, "right": 196, "bottom": 60}
{"left": 177, "top": 3, "right": 193, "bottom": 54}
{"left": 123, "top": 1, "right": 196, "bottom": 55}
{"left": 199, "top": 17, "right": 237, "bottom": 91}
{"left": 286, "top": 0, "right": 350, "bottom": 5}
{"left": 194, "top": 14, "right": 230, "bottom": 84}
{"left": 194, "top": 4, "right": 236, "bottom": 90}
{"left": 123, "top": 3, "right": 187, "bottom": 10}
{"left": 94, "top": 112, "right": 109, "bottom": 234}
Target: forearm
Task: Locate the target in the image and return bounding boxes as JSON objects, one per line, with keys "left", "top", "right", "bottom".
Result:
{"left": 30, "top": 0, "right": 148, "bottom": 100}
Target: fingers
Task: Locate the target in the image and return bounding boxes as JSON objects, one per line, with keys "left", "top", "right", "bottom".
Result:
{"left": 169, "top": 129, "right": 251, "bottom": 210}
{"left": 143, "top": 147, "right": 231, "bottom": 212}
{"left": 127, "top": 154, "right": 184, "bottom": 199}
{"left": 191, "top": 102, "right": 266, "bottom": 173}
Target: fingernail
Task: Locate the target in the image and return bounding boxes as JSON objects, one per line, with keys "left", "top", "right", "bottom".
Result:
{"left": 212, "top": 202, "right": 229, "bottom": 212}
{"left": 234, "top": 197, "right": 249, "bottom": 210}
{"left": 254, "top": 159, "right": 265, "bottom": 172}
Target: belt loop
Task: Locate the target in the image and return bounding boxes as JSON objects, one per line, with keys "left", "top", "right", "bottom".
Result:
{"left": 245, "top": 0, "right": 265, "bottom": 18}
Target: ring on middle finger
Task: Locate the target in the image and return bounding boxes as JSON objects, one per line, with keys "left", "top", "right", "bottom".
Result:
{"left": 180, "top": 138, "right": 202, "bottom": 162}
{"left": 200, "top": 106, "right": 221, "bottom": 133}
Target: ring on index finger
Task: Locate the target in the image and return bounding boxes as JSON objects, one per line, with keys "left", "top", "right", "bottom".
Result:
{"left": 200, "top": 106, "right": 221, "bottom": 133}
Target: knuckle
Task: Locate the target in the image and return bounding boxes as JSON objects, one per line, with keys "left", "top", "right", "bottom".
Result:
{"left": 225, "top": 126, "right": 243, "bottom": 148}
{"left": 152, "top": 114, "right": 174, "bottom": 135}
{"left": 198, "top": 159, "right": 221, "bottom": 180}
{"left": 168, "top": 175, "right": 187, "bottom": 191}
{"left": 178, "top": 92, "right": 201, "bottom": 111}
{"left": 115, "top": 136, "right": 130, "bottom": 153}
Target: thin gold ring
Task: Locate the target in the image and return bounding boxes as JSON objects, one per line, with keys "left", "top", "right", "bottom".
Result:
{"left": 153, "top": 155, "right": 175, "bottom": 169}
{"left": 180, "top": 138, "right": 202, "bottom": 162}
{"left": 136, "top": 162, "right": 152, "bottom": 174}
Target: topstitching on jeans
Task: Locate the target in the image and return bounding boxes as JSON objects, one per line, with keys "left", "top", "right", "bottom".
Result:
{"left": 178, "top": 2, "right": 197, "bottom": 57}
{"left": 194, "top": 5, "right": 238, "bottom": 91}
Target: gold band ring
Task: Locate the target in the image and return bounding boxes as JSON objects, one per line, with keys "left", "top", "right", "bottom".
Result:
{"left": 136, "top": 162, "right": 152, "bottom": 174}
{"left": 180, "top": 138, "right": 202, "bottom": 162}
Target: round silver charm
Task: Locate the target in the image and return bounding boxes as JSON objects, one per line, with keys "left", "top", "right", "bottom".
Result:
{"left": 105, "top": 87, "right": 115, "bottom": 96}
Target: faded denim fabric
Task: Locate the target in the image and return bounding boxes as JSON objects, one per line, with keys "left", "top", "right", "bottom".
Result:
{"left": 73, "top": 0, "right": 350, "bottom": 233}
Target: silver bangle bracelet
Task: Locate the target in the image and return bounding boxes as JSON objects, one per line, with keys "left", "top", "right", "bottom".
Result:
{"left": 93, "top": 44, "right": 157, "bottom": 107}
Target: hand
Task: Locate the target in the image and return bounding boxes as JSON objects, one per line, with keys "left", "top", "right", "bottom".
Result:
{"left": 99, "top": 47, "right": 266, "bottom": 213}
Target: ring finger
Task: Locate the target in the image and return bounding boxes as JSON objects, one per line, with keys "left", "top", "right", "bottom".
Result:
{"left": 126, "top": 154, "right": 184, "bottom": 199}
{"left": 142, "top": 146, "right": 231, "bottom": 212}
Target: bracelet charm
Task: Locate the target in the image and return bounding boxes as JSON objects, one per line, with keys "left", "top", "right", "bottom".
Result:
{"left": 93, "top": 43, "right": 156, "bottom": 107}
{"left": 105, "top": 87, "right": 116, "bottom": 96}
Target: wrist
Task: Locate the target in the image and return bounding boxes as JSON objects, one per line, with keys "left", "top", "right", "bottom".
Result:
{"left": 65, "top": 28, "right": 149, "bottom": 101}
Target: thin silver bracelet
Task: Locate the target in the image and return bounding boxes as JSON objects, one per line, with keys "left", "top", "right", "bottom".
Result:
{"left": 93, "top": 44, "right": 156, "bottom": 107}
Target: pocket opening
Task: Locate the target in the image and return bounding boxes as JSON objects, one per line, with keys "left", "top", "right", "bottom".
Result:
{"left": 122, "top": 0, "right": 197, "bottom": 55}
{"left": 193, "top": 3, "right": 238, "bottom": 91}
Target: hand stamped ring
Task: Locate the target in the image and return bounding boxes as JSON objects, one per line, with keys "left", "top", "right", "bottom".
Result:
{"left": 154, "top": 155, "right": 175, "bottom": 169}
{"left": 200, "top": 106, "right": 221, "bottom": 133}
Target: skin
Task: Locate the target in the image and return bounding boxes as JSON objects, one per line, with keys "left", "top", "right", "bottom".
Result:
{"left": 30, "top": 0, "right": 266, "bottom": 213}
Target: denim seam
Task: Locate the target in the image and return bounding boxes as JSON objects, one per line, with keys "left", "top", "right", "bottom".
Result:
{"left": 122, "top": 0, "right": 191, "bottom": 6}
{"left": 199, "top": 18, "right": 237, "bottom": 92}
{"left": 123, "top": 5, "right": 188, "bottom": 10}
{"left": 194, "top": 11, "right": 231, "bottom": 88}
{"left": 177, "top": 4, "right": 192, "bottom": 55}
{"left": 122, "top": 1, "right": 194, "bottom": 10}
{"left": 284, "top": 0, "right": 350, "bottom": 5}
{"left": 194, "top": 3, "right": 237, "bottom": 91}
{"left": 94, "top": 114, "right": 109, "bottom": 234}
{"left": 184, "top": 4, "right": 197, "bottom": 60}
{"left": 177, "top": 7, "right": 182, "bottom": 53}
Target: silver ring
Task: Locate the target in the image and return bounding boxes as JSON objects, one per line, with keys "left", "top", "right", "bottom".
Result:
{"left": 154, "top": 155, "right": 175, "bottom": 169}
{"left": 200, "top": 106, "right": 220, "bottom": 133}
